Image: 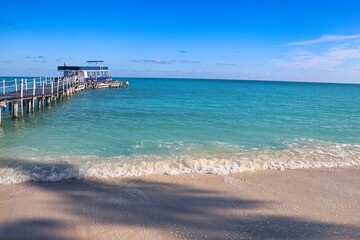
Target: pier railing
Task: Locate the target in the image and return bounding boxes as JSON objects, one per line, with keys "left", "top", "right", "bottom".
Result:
{"left": 0, "top": 76, "right": 86, "bottom": 124}
{"left": 0, "top": 77, "right": 81, "bottom": 101}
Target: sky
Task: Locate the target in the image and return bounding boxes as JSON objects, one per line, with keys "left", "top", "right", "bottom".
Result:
{"left": 1, "top": 0, "right": 360, "bottom": 83}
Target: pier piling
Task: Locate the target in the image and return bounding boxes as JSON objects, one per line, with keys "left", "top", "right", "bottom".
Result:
{"left": 20, "top": 100, "right": 24, "bottom": 117}
{"left": 37, "top": 98, "right": 41, "bottom": 110}
{"left": 8, "top": 102, "right": 12, "bottom": 112}
{"left": 42, "top": 96, "right": 45, "bottom": 109}
{"left": 0, "top": 104, "right": 5, "bottom": 126}
{"left": 20, "top": 79, "right": 24, "bottom": 117}
{"left": 26, "top": 100, "right": 29, "bottom": 113}
{"left": 13, "top": 101, "right": 18, "bottom": 119}
{"left": 32, "top": 98, "right": 35, "bottom": 112}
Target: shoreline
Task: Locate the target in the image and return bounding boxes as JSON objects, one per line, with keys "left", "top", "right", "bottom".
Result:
{"left": 1, "top": 167, "right": 359, "bottom": 239}
{"left": 1, "top": 140, "right": 360, "bottom": 184}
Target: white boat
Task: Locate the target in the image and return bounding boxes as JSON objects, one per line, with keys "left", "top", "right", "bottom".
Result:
{"left": 110, "top": 81, "right": 122, "bottom": 88}
{"left": 58, "top": 60, "right": 112, "bottom": 83}
{"left": 96, "top": 82, "right": 110, "bottom": 89}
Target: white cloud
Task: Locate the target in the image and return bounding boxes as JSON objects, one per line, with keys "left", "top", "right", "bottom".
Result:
{"left": 287, "top": 34, "right": 360, "bottom": 46}
{"left": 273, "top": 37, "right": 360, "bottom": 70}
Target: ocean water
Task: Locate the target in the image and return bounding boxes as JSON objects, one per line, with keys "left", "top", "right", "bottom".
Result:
{"left": 0, "top": 78, "right": 360, "bottom": 183}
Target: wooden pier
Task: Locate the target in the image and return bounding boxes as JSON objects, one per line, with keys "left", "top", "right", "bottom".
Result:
{"left": 0, "top": 77, "right": 125, "bottom": 126}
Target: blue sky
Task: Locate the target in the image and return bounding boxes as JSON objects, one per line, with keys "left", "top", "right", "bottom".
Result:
{"left": 1, "top": 0, "right": 360, "bottom": 83}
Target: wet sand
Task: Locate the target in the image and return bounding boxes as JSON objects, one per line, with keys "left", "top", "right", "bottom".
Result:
{"left": 0, "top": 167, "right": 360, "bottom": 239}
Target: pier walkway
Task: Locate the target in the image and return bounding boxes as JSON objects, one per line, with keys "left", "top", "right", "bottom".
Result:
{"left": 0, "top": 77, "right": 124, "bottom": 125}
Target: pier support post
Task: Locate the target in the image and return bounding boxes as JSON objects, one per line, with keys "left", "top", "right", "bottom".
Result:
{"left": 46, "top": 96, "right": 51, "bottom": 106}
{"left": 51, "top": 81, "right": 54, "bottom": 97}
{"left": 37, "top": 98, "right": 41, "bottom": 110}
{"left": 8, "top": 102, "right": 12, "bottom": 112}
{"left": 56, "top": 80, "right": 60, "bottom": 98}
{"left": 13, "top": 101, "right": 18, "bottom": 119}
{"left": 20, "top": 79, "right": 24, "bottom": 117}
{"left": 27, "top": 100, "right": 32, "bottom": 114}
{"left": 32, "top": 79, "right": 36, "bottom": 113}
{"left": 31, "top": 98, "right": 35, "bottom": 112}
{"left": 42, "top": 96, "right": 45, "bottom": 109}
{"left": 0, "top": 104, "right": 5, "bottom": 126}
{"left": 20, "top": 100, "right": 24, "bottom": 117}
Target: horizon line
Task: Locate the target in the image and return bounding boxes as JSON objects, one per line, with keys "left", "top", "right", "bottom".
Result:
{"left": 0, "top": 75, "right": 359, "bottom": 85}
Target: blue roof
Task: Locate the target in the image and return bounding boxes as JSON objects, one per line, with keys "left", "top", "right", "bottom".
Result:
{"left": 58, "top": 66, "right": 109, "bottom": 71}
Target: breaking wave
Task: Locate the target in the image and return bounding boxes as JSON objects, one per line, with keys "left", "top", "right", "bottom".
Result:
{"left": 1, "top": 141, "right": 360, "bottom": 184}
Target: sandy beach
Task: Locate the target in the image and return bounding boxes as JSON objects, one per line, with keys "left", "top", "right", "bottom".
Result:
{"left": 0, "top": 167, "right": 359, "bottom": 239}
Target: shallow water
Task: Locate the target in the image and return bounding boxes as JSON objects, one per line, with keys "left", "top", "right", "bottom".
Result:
{"left": 0, "top": 78, "right": 359, "bottom": 183}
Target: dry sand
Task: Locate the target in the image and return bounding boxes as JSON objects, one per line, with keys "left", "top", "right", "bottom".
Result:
{"left": 0, "top": 167, "right": 360, "bottom": 239}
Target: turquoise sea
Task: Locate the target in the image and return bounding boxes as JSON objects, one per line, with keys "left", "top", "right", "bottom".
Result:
{"left": 0, "top": 78, "right": 360, "bottom": 183}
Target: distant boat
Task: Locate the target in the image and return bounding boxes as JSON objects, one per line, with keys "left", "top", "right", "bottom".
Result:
{"left": 96, "top": 82, "right": 111, "bottom": 89}
{"left": 58, "top": 60, "right": 111, "bottom": 82}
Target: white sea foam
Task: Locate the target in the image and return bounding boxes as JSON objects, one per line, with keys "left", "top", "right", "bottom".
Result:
{"left": 0, "top": 142, "right": 360, "bottom": 184}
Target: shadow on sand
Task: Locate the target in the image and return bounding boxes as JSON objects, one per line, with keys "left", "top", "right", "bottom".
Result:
{"left": 0, "top": 159, "right": 359, "bottom": 239}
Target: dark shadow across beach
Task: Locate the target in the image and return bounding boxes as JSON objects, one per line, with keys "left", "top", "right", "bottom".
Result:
{"left": 0, "top": 159, "right": 359, "bottom": 239}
